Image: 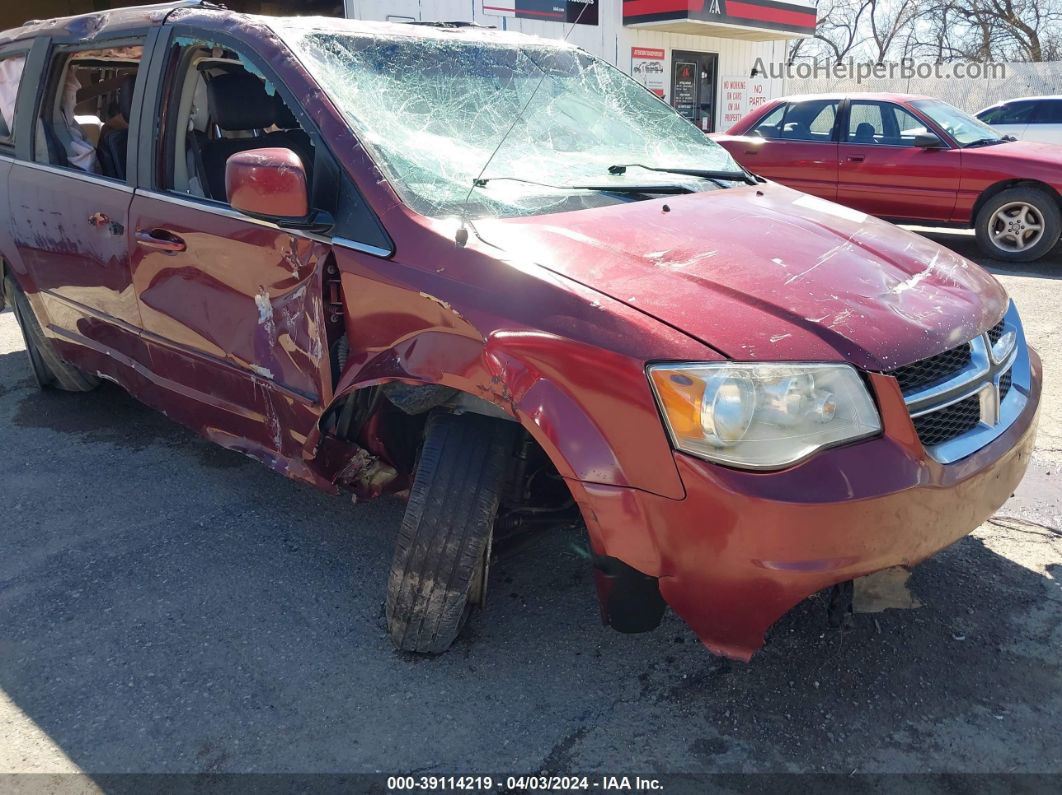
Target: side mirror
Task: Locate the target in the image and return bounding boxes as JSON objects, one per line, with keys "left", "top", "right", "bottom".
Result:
{"left": 226, "top": 147, "right": 310, "bottom": 223}
{"left": 913, "top": 132, "right": 945, "bottom": 149}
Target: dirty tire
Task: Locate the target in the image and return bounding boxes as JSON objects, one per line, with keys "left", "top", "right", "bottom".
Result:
{"left": 386, "top": 412, "right": 518, "bottom": 654}
{"left": 974, "top": 186, "right": 1061, "bottom": 263}
{"left": 5, "top": 276, "right": 100, "bottom": 392}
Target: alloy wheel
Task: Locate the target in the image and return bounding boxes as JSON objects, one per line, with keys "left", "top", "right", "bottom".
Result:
{"left": 989, "top": 201, "right": 1045, "bottom": 253}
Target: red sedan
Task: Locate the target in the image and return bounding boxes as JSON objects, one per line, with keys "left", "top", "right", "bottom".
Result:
{"left": 714, "top": 93, "right": 1062, "bottom": 262}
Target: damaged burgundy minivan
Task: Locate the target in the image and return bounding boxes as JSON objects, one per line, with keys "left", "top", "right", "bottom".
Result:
{"left": 0, "top": 3, "right": 1041, "bottom": 660}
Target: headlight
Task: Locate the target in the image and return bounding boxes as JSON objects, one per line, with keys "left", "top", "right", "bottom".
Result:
{"left": 648, "top": 362, "right": 881, "bottom": 469}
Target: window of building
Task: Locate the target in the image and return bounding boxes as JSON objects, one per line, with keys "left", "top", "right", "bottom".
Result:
{"left": 34, "top": 43, "right": 144, "bottom": 179}
{"left": 0, "top": 53, "right": 26, "bottom": 143}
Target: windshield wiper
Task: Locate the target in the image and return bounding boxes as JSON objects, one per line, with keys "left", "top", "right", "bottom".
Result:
{"left": 472, "top": 176, "right": 696, "bottom": 194}
{"left": 608, "top": 163, "right": 757, "bottom": 186}
{"left": 963, "top": 137, "right": 1005, "bottom": 148}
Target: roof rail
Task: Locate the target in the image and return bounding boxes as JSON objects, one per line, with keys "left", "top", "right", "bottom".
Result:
{"left": 405, "top": 21, "right": 496, "bottom": 29}
{"left": 21, "top": 0, "right": 225, "bottom": 26}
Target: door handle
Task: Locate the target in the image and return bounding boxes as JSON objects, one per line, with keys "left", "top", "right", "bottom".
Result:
{"left": 847, "top": 154, "right": 866, "bottom": 163}
{"left": 135, "top": 228, "right": 186, "bottom": 253}
{"left": 743, "top": 149, "right": 759, "bottom": 155}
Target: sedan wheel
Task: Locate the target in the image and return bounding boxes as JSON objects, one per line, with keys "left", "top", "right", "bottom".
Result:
{"left": 988, "top": 202, "right": 1044, "bottom": 253}
{"left": 975, "top": 186, "right": 1061, "bottom": 263}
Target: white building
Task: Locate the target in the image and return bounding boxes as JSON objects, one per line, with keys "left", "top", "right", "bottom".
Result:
{"left": 344, "top": 0, "right": 813, "bottom": 132}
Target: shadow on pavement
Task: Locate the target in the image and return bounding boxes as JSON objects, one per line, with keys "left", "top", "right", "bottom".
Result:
{"left": 906, "top": 226, "right": 1062, "bottom": 278}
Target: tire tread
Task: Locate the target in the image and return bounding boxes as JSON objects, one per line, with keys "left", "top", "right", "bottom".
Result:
{"left": 386, "top": 412, "right": 517, "bottom": 654}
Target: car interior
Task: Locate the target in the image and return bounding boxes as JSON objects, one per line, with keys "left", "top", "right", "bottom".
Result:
{"left": 31, "top": 42, "right": 314, "bottom": 202}
{"left": 751, "top": 100, "right": 837, "bottom": 142}
{"left": 979, "top": 101, "right": 1037, "bottom": 125}
{"left": 845, "top": 102, "right": 928, "bottom": 146}
{"left": 35, "top": 46, "right": 143, "bottom": 179}
{"left": 169, "top": 46, "right": 314, "bottom": 203}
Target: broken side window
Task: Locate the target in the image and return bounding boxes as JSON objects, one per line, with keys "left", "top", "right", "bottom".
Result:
{"left": 34, "top": 43, "right": 144, "bottom": 179}
{"left": 159, "top": 39, "right": 315, "bottom": 204}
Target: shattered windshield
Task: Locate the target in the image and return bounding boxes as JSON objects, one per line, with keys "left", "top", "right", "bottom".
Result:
{"left": 279, "top": 27, "right": 743, "bottom": 218}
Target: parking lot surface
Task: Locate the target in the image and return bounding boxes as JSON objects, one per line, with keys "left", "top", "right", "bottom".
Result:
{"left": 1, "top": 231, "right": 1060, "bottom": 775}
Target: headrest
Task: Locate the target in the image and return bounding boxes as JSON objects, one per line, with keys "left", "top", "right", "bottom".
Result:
{"left": 118, "top": 73, "right": 136, "bottom": 120}
{"left": 273, "top": 91, "right": 298, "bottom": 129}
{"left": 190, "top": 74, "right": 210, "bottom": 132}
{"left": 854, "top": 122, "right": 875, "bottom": 140}
{"left": 207, "top": 72, "right": 274, "bottom": 131}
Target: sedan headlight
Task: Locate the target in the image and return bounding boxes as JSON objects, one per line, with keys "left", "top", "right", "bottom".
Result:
{"left": 648, "top": 362, "right": 881, "bottom": 469}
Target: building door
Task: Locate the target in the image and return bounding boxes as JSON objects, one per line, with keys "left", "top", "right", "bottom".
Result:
{"left": 671, "top": 51, "right": 717, "bottom": 133}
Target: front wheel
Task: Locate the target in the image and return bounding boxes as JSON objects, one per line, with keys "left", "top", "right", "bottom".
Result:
{"left": 974, "top": 187, "right": 1061, "bottom": 263}
{"left": 385, "top": 411, "right": 519, "bottom": 654}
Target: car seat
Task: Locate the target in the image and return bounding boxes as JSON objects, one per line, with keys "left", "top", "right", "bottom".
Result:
{"left": 200, "top": 72, "right": 314, "bottom": 202}
{"left": 266, "top": 90, "right": 315, "bottom": 178}
{"left": 782, "top": 121, "right": 811, "bottom": 139}
{"left": 853, "top": 121, "right": 876, "bottom": 143}
{"left": 96, "top": 73, "right": 135, "bottom": 179}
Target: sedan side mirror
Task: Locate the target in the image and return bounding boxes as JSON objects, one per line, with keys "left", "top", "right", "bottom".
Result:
{"left": 226, "top": 147, "right": 310, "bottom": 223}
{"left": 913, "top": 132, "right": 945, "bottom": 149}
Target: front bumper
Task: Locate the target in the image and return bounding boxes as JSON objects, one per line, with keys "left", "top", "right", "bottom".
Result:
{"left": 570, "top": 349, "right": 1042, "bottom": 661}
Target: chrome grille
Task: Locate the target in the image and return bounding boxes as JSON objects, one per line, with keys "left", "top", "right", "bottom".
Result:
{"left": 892, "top": 344, "right": 972, "bottom": 393}
{"left": 999, "top": 369, "right": 1012, "bottom": 401}
{"left": 890, "top": 303, "right": 1028, "bottom": 463}
{"left": 987, "top": 318, "right": 1006, "bottom": 346}
{"left": 912, "top": 395, "right": 981, "bottom": 446}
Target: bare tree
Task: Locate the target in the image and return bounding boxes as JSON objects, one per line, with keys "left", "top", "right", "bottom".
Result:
{"left": 788, "top": 0, "right": 870, "bottom": 63}
{"left": 865, "top": 0, "right": 925, "bottom": 63}
{"left": 793, "top": 0, "right": 1062, "bottom": 64}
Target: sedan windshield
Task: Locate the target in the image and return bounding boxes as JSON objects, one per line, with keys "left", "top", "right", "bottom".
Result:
{"left": 910, "top": 99, "right": 1005, "bottom": 147}
{"left": 278, "top": 25, "right": 744, "bottom": 218}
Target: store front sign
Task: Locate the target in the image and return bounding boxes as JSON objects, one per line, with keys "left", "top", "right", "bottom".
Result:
{"left": 623, "top": 0, "right": 816, "bottom": 39}
{"left": 631, "top": 47, "right": 666, "bottom": 97}
{"left": 720, "top": 75, "right": 771, "bottom": 128}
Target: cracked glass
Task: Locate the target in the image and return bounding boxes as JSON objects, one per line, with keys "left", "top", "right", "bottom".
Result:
{"left": 277, "top": 24, "right": 743, "bottom": 219}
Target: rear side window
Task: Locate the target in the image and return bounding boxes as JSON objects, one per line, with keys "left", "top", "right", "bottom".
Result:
{"left": 1033, "top": 100, "right": 1062, "bottom": 124}
{"left": 34, "top": 42, "right": 144, "bottom": 179}
{"left": 751, "top": 100, "right": 837, "bottom": 142}
{"left": 978, "top": 101, "right": 1036, "bottom": 125}
{"left": 749, "top": 104, "right": 784, "bottom": 137}
{"left": 779, "top": 100, "right": 838, "bottom": 141}
{"left": 0, "top": 53, "right": 27, "bottom": 144}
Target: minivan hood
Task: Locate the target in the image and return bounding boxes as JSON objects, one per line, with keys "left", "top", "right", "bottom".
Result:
{"left": 478, "top": 184, "right": 1006, "bottom": 371}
